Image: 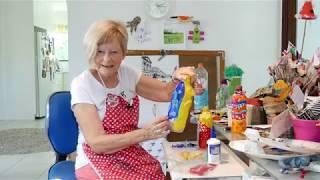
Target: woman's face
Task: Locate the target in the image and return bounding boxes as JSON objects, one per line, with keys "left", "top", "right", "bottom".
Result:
{"left": 94, "top": 39, "right": 125, "bottom": 78}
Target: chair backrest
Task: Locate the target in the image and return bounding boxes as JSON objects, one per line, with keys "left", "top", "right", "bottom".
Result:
{"left": 46, "top": 91, "right": 78, "bottom": 156}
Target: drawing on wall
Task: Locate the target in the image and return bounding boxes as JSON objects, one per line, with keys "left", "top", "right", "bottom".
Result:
{"left": 163, "top": 19, "right": 186, "bottom": 49}
{"left": 170, "top": 16, "right": 194, "bottom": 23}
{"left": 126, "top": 16, "right": 141, "bottom": 34}
{"left": 141, "top": 55, "right": 173, "bottom": 81}
{"left": 133, "top": 20, "right": 151, "bottom": 43}
{"left": 188, "top": 20, "right": 205, "bottom": 44}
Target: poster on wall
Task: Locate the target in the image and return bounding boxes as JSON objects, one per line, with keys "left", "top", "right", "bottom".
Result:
{"left": 124, "top": 55, "right": 179, "bottom": 128}
{"left": 133, "top": 20, "right": 151, "bottom": 43}
{"left": 163, "top": 20, "right": 186, "bottom": 49}
{"left": 123, "top": 55, "right": 179, "bottom": 172}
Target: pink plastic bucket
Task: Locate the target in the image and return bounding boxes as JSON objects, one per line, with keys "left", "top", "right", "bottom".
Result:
{"left": 292, "top": 117, "right": 320, "bottom": 142}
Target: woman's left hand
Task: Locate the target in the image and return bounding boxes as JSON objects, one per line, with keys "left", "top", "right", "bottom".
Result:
{"left": 172, "top": 66, "right": 195, "bottom": 82}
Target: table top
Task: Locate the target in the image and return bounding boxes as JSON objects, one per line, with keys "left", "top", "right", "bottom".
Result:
{"left": 214, "top": 123, "right": 320, "bottom": 180}
{"left": 163, "top": 141, "right": 247, "bottom": 179}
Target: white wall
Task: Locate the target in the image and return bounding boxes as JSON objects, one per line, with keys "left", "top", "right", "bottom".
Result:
{"left": 0, "top": 2, "right": 4, "bottom": 120}
{"left": 0, "top": 1, "right": 35, "bottom": 120}
{"left": 33, "top": 0, "right": 67, "bottom": 32}
{"left": 0, "top": 0, "right": 281, "bottom": 120}
{"left": 297, "top": 0, "right": 320, "bottom": 60}
{"left": 68, "top": 0, "right": 281, "bottom": 95}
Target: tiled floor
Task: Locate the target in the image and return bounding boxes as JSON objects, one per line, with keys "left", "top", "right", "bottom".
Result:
{"left": 0, "top": 120, "right": 55, "bottom": 180}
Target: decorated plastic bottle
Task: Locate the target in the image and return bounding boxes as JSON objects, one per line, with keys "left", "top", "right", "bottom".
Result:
{"left": 198, "top": 107, "right": 213, "bottom": 149}
{"left": 194, "top": 63, "right": 209, "bottom": 111}
{"left": 168, "top": 77, "right": 194, "bottom": 133}
{"left": 231, "top": 86, "right": 247, "bottom": 134}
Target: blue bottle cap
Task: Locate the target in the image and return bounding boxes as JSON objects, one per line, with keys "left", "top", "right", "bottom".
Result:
{"left": 211, "top": 126, "right": 216, "bottom": 138}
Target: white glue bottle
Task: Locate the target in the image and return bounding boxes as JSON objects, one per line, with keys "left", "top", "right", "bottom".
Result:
{"left": 207, "top": 126, "right": 221, "bottom": 164}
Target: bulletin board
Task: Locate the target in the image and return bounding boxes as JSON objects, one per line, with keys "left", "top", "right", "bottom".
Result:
{"left": 127, "top": 50, "right": 225, "bottom": 141}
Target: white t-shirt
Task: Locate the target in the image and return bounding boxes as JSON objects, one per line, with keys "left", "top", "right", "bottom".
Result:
{"left": 70, "top": 63, "right": 141, "bottom": 169}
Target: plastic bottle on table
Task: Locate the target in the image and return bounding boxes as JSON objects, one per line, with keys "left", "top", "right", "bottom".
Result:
{"left": 194, "top": 63, "right": 209, "bottom": 111}
{"left": 231, "top": 86, "right": 247, "bottom": 134}
{"left": 198, "top": 107, "right": 212, "bottom": 149}
{"left": 216, "top": 79, "right": 229, "bottom": 109}
{"left": 207, "top": 126, "right": 221, "bottom": 164}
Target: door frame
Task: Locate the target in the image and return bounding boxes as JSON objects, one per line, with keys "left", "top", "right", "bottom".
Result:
{"left": 282, "top": 0, "right": 297, "bottom": 51}
{"left": 34, "top": 26, "right": 47, "bottom": 119}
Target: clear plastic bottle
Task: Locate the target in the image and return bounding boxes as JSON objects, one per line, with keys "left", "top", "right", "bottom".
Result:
{"left": 194, "top": 63, "right": 209, "bottom": 111}
{"left": 216, "top": 79, "right": 229, "bottom": 109}
{"left": 215, "top": 89, "right": 221, "bottom": 110}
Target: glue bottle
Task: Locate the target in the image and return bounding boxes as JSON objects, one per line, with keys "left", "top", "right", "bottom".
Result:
{"left": 207, "top": 126, "right": 221, "bottom": 164}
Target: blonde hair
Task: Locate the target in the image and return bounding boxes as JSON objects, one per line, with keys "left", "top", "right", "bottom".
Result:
{"left": 83, "top": 20, "right": 128, "bottom": 66}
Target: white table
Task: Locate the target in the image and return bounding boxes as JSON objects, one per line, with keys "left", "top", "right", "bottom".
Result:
{"left": 163, "top": 141, "right": 247, "bottom": 180}
{"left": 214, "top": 123, "right": 320, "bottom": 180}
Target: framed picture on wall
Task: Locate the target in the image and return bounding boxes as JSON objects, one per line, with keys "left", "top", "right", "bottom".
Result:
{"left": 162, "top": 20, "right": 186, "bottom": 49}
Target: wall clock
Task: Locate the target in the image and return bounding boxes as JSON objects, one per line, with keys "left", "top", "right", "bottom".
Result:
{"left": 146, "top": 0, "right": 170, "bottom": 19}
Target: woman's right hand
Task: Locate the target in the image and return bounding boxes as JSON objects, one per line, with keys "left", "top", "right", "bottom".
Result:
{"left": 143, "top": 116, "right": 170, "bottom": 140}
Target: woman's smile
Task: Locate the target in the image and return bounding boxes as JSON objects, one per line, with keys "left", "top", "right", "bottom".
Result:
{"left": 101, "top": 64, "right": 114, "bottom": 69}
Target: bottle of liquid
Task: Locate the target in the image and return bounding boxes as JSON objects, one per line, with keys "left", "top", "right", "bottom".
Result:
{"left": 198, "top": 107, "right": 212, "bottom": 149}
{"left": 194, "top": 63, "right": 209, "bottom": 111}
{"left": 215, "top": 82, "right": 222, "bottom": 109}
{"left": 231, "top": 86, "right": 247, "bottom": 134}
{"left": 216, "top": 79, "right": 229, "bottom": 109}
{"left": 207, "top": 126, "right": 221, "bottom": 164}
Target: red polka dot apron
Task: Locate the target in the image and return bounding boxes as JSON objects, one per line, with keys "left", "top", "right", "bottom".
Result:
{"left": 83, "top": 93, "right": 165, "bottom": 180}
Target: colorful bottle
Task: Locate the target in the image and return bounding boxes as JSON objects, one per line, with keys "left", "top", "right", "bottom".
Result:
{"left": 231, "top": 86, "right": 247, "bottom": 134}
{"left": 194, "top": 63, "right": 209, "bottom": 111}
{"left": 168, "top": 77, "right": 194, "bottom": 133}
{"left": 207, "top": 126, "right": 221, "bottom": 164}
{"left": 198, "top": 107, "right": 212, "bottom": 149}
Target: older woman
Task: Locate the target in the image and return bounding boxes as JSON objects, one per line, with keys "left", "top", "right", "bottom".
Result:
{"left": 71, "top": 19, "right": 195, "bottom": 179}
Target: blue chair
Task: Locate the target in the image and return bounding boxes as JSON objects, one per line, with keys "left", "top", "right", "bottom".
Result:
{"left": 46, "top": 91, "right": 78, "bottom": 180}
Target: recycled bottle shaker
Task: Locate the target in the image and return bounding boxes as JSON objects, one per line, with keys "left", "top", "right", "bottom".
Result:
{"left": 231, "top": 86, "right": 247, "bottom": 134}
{"left": 168, "top": 77, "right": 194, "bottom": 133}
{"left": 198, "top": 107, "right": 213, "bottom": 149}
